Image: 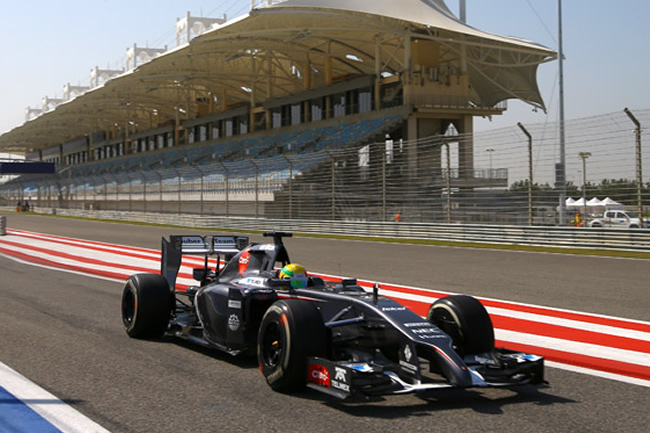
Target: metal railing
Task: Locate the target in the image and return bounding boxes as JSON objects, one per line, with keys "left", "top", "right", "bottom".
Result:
{"left": 5, "top": 206, "right": 648, "bottom": 252}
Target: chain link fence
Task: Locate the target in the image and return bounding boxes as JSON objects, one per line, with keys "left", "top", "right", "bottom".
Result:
{"left": 1, "top": 110, "right": 648, "bottom": 226}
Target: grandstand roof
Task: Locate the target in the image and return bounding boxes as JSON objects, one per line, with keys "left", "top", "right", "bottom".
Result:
{"left": 0, "top": 0, "right": 556, "bottom": 155}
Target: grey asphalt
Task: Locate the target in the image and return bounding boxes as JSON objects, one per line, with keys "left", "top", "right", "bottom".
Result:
{"left": 0, "top": 212, "right": 648, "bottom": 432}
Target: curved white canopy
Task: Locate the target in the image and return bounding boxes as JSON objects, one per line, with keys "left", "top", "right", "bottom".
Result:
{"left": 0, "top": 0, "right": 556, "bottom": 154}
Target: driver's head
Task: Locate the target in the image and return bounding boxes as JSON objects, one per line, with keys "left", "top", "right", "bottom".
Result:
{"left": 279, "top": 263, "right": 308, "bottom": 288}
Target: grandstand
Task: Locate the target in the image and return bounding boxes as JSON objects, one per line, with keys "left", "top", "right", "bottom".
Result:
{"left": 0, "top": 0, "right": 556, "bottom": 221}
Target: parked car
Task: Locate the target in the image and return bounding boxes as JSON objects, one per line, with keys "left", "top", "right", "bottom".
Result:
{"left": 588, "top": 210, "right": 645, "bottom": 228}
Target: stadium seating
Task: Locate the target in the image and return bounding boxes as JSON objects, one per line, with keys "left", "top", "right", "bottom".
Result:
{"left": 18, "top": 110, "right": 406, "bottom": 197}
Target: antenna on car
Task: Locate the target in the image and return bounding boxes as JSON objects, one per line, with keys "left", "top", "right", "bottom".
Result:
{"left": 373, "top": 283, "right": 380, "bottom": 304}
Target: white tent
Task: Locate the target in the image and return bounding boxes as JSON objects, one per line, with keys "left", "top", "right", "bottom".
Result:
{"left": 566, "top": 197, "right": 620, "bottom": 209}
{"left": 569, "top": 198, "right": 585, "bottom": 207}
{"left": 601, "top": 197, "right": 624, "bottom": 209}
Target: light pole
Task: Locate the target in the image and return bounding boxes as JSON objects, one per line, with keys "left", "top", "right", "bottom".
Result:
{"left": 579, "top": 152, "right": 591, "bottom": 225}
{"left": 486, "top": 148, "right": 495, "bottom": 178}
{"left": 557, "top": 0, "right": 567, "bottom": 225}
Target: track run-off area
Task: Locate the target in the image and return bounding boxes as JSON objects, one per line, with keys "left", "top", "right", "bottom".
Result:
{"left": 1, "top": 227, "right": 649, "bottom": 387}
{"left": 1, "top": 214, "right": 649, "bottom": 433}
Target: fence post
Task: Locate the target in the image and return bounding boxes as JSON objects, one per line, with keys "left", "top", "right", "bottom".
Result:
{"left": 518, "top": 122, "right": 533, "bottom": 226}
{"left": 195, "top": 165, "right": 205, "bottom": 217}
{"left": 624, "top": 108, "right": 643, "bottom": 221}
{"left": 282, "top": 155, "right": 293, "bottom": 219}
{"left": 217, "top": 162, "right": 229, "bottom": 218}
{"left": 443, "top": 142, "right": 451, "bottom": 224}
{"left": 158, "top": 172, "right": 163, "bottom": 213}
{"left": 250, "top": 160, "right": 260, "bottom": 219}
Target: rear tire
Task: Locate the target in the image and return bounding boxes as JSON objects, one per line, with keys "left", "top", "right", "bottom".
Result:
{"left": 121, "top": 273, "right": 172, "bottom": 338}
{"left": 258, "top": 300, "right": 327, "bottom": 392}
{"left": 426, "top": 295, "right": 494, "bottom": 356}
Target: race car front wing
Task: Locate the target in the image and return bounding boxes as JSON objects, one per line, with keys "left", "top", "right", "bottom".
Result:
{"left": 306, "top": 348, "right": 544, "bottom": 399}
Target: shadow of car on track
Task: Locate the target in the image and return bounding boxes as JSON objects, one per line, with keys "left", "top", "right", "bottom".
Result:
{"left": 142, "top": 336, "right": 577, "bottom": 412}
{"left": 316, "top": 384, "right": 577, "bottom": 417}
{"left": 154, "top": 335, "right": 260, "bottom": 369}
{"left": 141, "top": 336, "right": 575, "bottom": 413}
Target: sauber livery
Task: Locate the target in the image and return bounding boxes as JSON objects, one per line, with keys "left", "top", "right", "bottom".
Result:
{"left": 121, "top": 232, "right": 544, "bottom": 399}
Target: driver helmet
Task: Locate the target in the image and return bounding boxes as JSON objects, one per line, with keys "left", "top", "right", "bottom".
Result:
{"left": 279, "top": 263, "right": 308, "bottom": 288}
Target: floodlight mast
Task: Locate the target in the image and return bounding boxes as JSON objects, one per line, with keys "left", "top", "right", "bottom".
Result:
{"left": 557, "top": 0, "right": 567, "bottom": 225}
{"left": 459, "top": 0, "right": 466, "bottom": 22}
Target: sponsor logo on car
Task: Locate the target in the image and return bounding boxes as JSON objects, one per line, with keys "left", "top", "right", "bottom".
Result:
{"left": 399, "top": 344, "right": 418, "bottom": 372}
{"left": 308, "top": 364, "right": 330, "bottom": 387}
{"left": 238, "top": 250, "right": 251, "bottom": 274}
{"left": 411, "top": 327, "right": 438, "bottom": 334}
{"left": 243, "top": 277, "right": 266, "bottom": 287}
{"left": 228, "top": 314, "right": 240, "bottom": 331}
{"left": 404, "top": 345, "right": 412, "bottom": 362}
{"left": 213, "top": 236, "right": 236, "bottom": 245}
{"left": 381, "top": 306, "right": 406, "bottom": 312}
{"left": 331, "top": 367, "right": 350, "bottom": 392}
{"left": 403, "top": 322, "right": 431, "bottom": 328}
{"left": 181, "top": 236, "right": 204, "bottom": 244}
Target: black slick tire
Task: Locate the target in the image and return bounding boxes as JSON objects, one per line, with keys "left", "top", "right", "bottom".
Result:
{"left": 121, "top": 273, "right": 172, "bottom": 338}
{"left": 257, "top": 300, "right": 327, "bottom": 392}
{"left": 426, "top": 295, "right": 495, "bottom": 356}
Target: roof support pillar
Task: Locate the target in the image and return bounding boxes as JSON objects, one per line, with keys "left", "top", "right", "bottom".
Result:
{"left": 250, "top": 56, "right": 256, "bottom": 132}
{"left": 267, "top": 54, "right": 273, "bottom": 99}
{"left": 457, "top": 115, "right": 474, "bottom": 182}
{"left": 221, "top": 88, "right": 228, "bottom": 111}
{"left": 325, "top": 42, "right": 332, "bottom": 119}
{"left": 325, "top": 43, "right": 333, "bottom": 86}
{"left": 87, "top": 134, "right": 93, "bottom": 162}
{"left": 304, "top": 57, "right": 312, "bottom": 90}
{"left": 375, "top": 38, "right": 382, "bottom": 111}
{"left": 404, "top": 33, "right": 412, "bottom": 85}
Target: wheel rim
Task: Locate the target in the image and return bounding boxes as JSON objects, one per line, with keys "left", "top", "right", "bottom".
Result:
{"left": 122, "top": 289, "right": 135, "bottom": 326}
{"left": 261, "top": 321, "right": 283, "bottom": 368}
{"left": 430, "top": 307, "right": 464, "bottom": 354}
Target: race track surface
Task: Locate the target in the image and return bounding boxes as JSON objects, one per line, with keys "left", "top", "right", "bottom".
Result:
{"left": 0, "top": 213, "right": 648, "bottom": 433}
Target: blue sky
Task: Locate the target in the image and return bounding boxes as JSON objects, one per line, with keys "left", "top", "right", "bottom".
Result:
{"left": 0, "top": 0, "right": 648, "bottom": 136}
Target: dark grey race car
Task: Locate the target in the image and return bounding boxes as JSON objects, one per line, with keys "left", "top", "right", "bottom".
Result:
{"left": 121, "top": 232, "right": 544, "bottom": 399}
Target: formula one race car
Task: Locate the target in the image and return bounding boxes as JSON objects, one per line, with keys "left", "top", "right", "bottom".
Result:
{"left": 121, "top": 232, "right": 544, "bottom": 399}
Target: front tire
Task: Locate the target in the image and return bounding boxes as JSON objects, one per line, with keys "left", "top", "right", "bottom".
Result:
{"left": 426, "top": 295, "right": 494, "bottom": 356}
{"left": 257, "top": 300, "right": 327, "bottom": 392}
{"left": 121, "top": 273, "right": 172, "bottom": 338}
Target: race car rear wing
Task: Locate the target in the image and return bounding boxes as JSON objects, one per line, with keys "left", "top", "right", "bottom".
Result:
{"left": 161, "top": 235, "right": 249, "bottom": 290}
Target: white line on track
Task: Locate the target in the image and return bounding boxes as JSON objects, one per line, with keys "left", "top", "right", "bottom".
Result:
{"left": 495, "top": 329, "right": 650, "bottom": 368}
{"left": 545, "top": 361, "right": 650, "bottom": 388}
{"left": 0, "top": 361, "right": 111, "bottom": 433}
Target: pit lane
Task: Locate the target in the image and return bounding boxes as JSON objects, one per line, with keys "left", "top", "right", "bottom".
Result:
{"left": 0, "top": 213, "right": 648, "bottom": 432}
